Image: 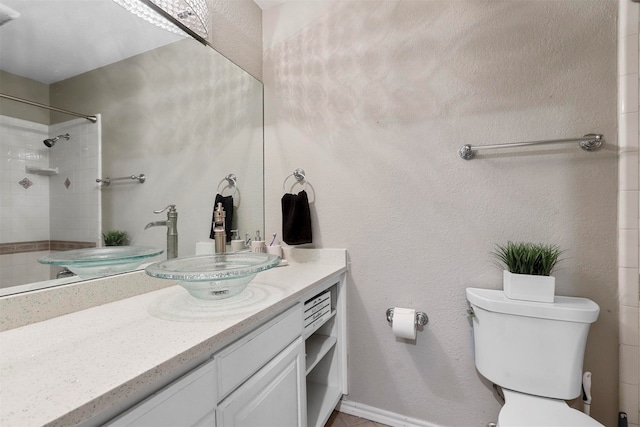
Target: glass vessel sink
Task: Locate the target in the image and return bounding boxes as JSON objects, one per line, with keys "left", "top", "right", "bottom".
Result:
{"left": 39, "top": 246, "right": 164, "bottom": 279}
{"left": 145, "top": 253, "right": 281, "bottom": 300}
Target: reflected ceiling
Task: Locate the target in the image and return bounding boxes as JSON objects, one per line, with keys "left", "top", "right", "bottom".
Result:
{"left": 0, "top": 0, "right": 184, "bottom": 84}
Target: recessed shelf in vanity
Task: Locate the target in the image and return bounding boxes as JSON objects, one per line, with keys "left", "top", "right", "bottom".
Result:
{"left": 305, "top": 333, "right": 337, "bottom": 375}
{"left": 304, "top": 281, "right": 345, "bottom": 427}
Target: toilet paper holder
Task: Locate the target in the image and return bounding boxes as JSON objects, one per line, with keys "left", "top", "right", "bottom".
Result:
{"left": 386, "top": 308, "right": 428, "bottom": 326}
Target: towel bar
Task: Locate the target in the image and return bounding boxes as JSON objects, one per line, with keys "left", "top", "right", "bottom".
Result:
{"left": 459, "top": 134, "right": 603, "bottom": 160}
{"left": 96, "top": 174, "right": 145, "bottom": 186}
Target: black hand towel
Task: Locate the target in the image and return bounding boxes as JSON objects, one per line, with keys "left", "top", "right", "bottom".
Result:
{"left": 210, "top": 194, "right": 234, "bottom": 243}
{"left": 282, "top": 190, "right": 312, "bottom": 245}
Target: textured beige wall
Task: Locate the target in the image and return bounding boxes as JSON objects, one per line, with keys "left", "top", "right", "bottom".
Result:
{"left": 263, "top": 0, "right": 618, "bottom": 425}
{"left": 0, "top": 70, "right": 50, "bottom": 124}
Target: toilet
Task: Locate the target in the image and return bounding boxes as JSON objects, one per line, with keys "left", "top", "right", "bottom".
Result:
{"left": 466, "top": 287, "right": 604, "bottom": 426}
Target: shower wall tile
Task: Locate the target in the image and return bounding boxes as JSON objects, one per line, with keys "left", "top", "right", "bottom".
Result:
{"left": 621, "top": 382, "right": 639, "bottom": 425}
{"left": 620, "top": 151, "right": 640, "bottom": 191}
{"left": 620, "top": 267, "right": 640, "bottom": 307}
{"left": 49, "top": 118, "right": 100, "bottom": 245}
{"left": 621, "top": 304, "right": 640, "bottom": 346}
{"left": 621, "top": 191, "right": 640, "bottom": 229}
{"left": 622, "top": 344, "right": 639, "bottom": 385}
{"left": 0, "top": 115, "right": 100, "bottom": 287}
{"left": 620, "top": 229, "right": 639, "bottom": 268}
{"left": 620, "top": 34, "right": 639, "bottom": 76}
{"left": 618, "top": 1, "right": 640, "bottom": 420}
{"left": 620, "top": 0, "right": 639, "bottom": 38}
{"left": 620, "top": 73, "right": 639, "bottom": 113}
{"left": 620, "top": 112, "right": 639, "bottom": 149}
{"left": 0, "top": 115, "right": 50, "bottom": 246}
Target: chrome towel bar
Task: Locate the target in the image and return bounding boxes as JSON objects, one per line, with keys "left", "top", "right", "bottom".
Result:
{"left": 459, "top": 133, "right": 603, "bottom": 160}
{"left": 96, "top": 174, "right": 145, "bottom": 186}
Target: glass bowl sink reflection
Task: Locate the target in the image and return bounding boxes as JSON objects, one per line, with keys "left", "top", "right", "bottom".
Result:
{"left": 145, "top": 253, "right": 281, "bottom": 300}
{"left": 38, "top": 246, "right": 164, "bottom": 279}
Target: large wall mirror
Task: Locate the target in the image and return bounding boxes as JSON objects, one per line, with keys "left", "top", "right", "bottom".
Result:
{"left": 0, "top": 0, "right": 264, "bottom": 295}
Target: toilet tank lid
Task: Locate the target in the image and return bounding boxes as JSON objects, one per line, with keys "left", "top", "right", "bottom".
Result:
{"left": 466, "top": 288, "right": 599, "bottom": 323}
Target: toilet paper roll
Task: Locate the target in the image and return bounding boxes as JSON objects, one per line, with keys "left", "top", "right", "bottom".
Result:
{"left": 392, "top": 307, "right": 416, "bottom": 340}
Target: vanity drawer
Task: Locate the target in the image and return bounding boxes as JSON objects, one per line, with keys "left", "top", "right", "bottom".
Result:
{"left": 216, "top": 304, "right": 303, "bottom": 400}
{"left": 105, "top": 358, "right": 217, "bottom": 427}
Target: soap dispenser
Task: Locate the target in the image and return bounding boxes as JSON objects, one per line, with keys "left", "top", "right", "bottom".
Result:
{"left": 251, "top": 230, "right": 266, "bottom": 253}
{"left": 213, "top": 202, "right": 226, "bottom": 254}
{"left": 230, "top": 230, "right": 244, "bottom": 252}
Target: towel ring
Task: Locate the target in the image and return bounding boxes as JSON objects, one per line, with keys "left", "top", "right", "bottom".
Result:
{"left": 217, "top": 173, "right": 238, "bottom": 197}
{"left": 282, "top": 168, "right": 307, "bottom": 193}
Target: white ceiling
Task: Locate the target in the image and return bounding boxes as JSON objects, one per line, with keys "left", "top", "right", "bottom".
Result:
{"left": 0, "top": 0, "right": 183, "bottom": 84}
{"left": 252, "top": 0, "right": 287, "bottom": 10}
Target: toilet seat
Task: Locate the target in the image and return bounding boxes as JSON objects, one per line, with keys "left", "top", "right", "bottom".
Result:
{"left": 498, "top": 389, "right": 603, "bottom": 427}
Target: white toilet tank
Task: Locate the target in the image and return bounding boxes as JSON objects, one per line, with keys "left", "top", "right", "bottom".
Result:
{"left": 466, "top": 288, "right": 599, "bottom": 400}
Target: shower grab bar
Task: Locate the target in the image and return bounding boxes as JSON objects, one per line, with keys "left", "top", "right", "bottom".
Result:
{"left": 96, "top": 174, "right": 146, "bottom": 186}
{"left": 0, "top": 93, "right": 98, "bottom": 123}
{"left": 458, "top": 133, "right": 603, "bottom": 160}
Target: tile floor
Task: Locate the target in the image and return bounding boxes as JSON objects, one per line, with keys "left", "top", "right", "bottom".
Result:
{"left": 324, "top": 411, "right": 389, "bottom": 427}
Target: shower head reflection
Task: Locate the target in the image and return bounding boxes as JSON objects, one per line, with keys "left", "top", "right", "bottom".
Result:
{"left": 43, "top": 133, "right": 70, "bottom": 147}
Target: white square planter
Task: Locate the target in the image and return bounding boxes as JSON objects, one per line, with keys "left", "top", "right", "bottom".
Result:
{"left": 503, "top": 270, "right": 556, "bottom": 303}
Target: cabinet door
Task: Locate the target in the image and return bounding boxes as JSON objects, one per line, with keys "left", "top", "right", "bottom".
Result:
{"left": 217, "top": 305, "right": 302, "bottom": 400}
{"left": 217, "top": 338, "right": 306, "bottom": 427}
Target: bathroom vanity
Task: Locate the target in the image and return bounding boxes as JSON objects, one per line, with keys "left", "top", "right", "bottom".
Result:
{"left": 0, "top": 249, "right": 347, "bottom": 427}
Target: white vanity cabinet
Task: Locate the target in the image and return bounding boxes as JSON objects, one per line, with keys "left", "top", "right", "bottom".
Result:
{"left": 215, "top": 305, "right": 303, "bottom": 400}
{"left": 105, "top": 359, "right": 218, "bottom": 427}
{"left": 216, "top": 337, "right": 306, "bottom": 427}
{"left": 104, "top": 273, "right": 346, "bottom": 427}
{"left": 303, "top": 278, "right": 347, "bottom": 427}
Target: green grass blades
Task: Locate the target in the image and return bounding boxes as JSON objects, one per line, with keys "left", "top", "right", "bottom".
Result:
{"left": 102, "top": 230, "right": 129, "bottom": 246}
{"left": 493, "top": 241, "right": 563, "bottom": 276}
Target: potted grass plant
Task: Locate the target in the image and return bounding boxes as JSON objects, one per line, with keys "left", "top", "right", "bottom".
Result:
{"left": 493, "top": 241, "right": 563, "bottom": 303}
{"left": 102, "top": 230, "right": 129, "bottom": 246}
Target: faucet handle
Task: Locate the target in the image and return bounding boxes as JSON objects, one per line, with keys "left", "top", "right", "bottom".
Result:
{"left": 154, "top": 204, "right": 176, "bottom": 214}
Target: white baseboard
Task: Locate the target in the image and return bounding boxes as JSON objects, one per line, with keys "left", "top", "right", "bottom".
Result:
{"left": 336, "top": 399, "right": 441, "bottom": 427}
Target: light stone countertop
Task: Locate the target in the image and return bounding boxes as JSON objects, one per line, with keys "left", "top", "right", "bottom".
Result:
{"left": 0, "top": 249, "right": 347, "bottom": 427}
